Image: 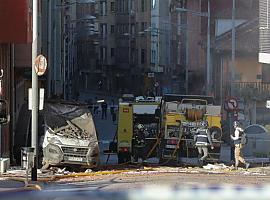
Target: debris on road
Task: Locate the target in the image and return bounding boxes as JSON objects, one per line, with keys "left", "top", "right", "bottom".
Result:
{"left": 85, "top": 169, "right": 92, "bottom": 173}
{"left": 202, "top": 163, "right": 229, "bottom": 170}
{"left": 1, "top": 163, "right": 270, "bottom": 185}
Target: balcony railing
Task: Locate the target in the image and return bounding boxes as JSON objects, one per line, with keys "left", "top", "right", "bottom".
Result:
{"left": 232, "top": 82, "right": 270, "bottom": 100}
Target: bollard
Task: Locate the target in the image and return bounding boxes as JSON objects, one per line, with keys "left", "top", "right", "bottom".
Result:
{"left": 21, "top": 147, "right": 35, "bottom": 184}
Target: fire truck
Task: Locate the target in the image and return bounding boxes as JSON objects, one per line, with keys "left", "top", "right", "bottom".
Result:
{"left": 159, "top": 94, "right": 229, "bottom": 164}
{"left": 116, "top": 95, "right": 161, "bottom": 163}
{"left": 113, "top": 94, "right": 230, "bottom": 165}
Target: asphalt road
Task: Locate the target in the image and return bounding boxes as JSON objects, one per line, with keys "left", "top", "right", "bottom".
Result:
{"left": 42, "top": 169, "right": 270, "bottom": 192}
{"left": 2, "top": 172, "right": 270, "bottom": 200}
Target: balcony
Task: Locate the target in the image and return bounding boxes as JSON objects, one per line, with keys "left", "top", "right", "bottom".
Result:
{"left": 232, "top": 82, "right": 270, "bottom": 100}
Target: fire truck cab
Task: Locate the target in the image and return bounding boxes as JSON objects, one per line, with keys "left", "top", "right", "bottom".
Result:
{"left": 117, "top": 95, "right": 161, "bottom": 163}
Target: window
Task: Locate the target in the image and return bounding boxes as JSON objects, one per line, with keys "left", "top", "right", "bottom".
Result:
{"left": 141, "top": 0, "right": 146, "bottom": 12}
{"left": 124, "top": 0, "right": 129, "bottom": 13}
{"left": 100, "top": 23, "right": 107, "bottom": 37}
{"left": 131, "top": 24, "right": 135, "bottom": 35}
{"left": 152, "top": 0, "right": 156, "bottom": 8}
{"left": 124, "top": 23, "right": 128, "bottom": 34}
{"left": 141, "top": 49, "right": 145, "bottom": 64}
{"left": 131, "top": 0, "right": 135, "bottom": 11}
{"left": 100, "top": 1, "right": 107, "bottom": 16}
{"left": 100, "top": 47, "right": 107, "bottom": 61}
{"left": 141, "top": 22, "right": 147, "bottom": 32}
{"left": 111, "top": 48, "right": 115, "bottom": 57}
{"left": 111, "top": 2, "right": 115, "bottom": 12}
{"left": 151, "top": 49, "right": 156, "bottom": 64}
{"left": 116, "top": 0, "right": 125, "bottom": 13}
{"left": 111, "top": 25, "right": 115, "bottom": 34}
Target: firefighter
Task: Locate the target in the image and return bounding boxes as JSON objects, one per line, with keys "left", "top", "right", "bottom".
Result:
{"left": 194, "top": 120, "right": 214, "bottom": 166}
{"left": 133, "top": 124, "right": 146, "bottom": 162}
{"left": 230, "top": 121, "right": 250, "bottom": 170}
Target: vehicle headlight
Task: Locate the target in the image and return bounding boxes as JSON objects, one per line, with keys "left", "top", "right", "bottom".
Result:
{"left": 48, "top": 137, "right": 62, "bottom": 145}
{"left": 43, "top": 144, "right": 63, "bottom": 164}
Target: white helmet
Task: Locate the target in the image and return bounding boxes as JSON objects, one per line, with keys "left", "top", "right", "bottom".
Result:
{"left": 137, "top": 124, "right": 144, "bottom": 130}
{"left": 233, "top": 121, "right": 240, "bottom": 127}
{"left": 200, "top": 120, "right": 208, "bottom": 128}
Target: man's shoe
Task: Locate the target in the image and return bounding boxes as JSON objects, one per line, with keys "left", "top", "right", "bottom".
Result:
{"left": 245, "top": 162, "right": 250, "bottom": 169}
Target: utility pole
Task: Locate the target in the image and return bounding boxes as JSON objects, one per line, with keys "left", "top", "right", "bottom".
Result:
{"left": 48, "top": 0, "right": 52, "bottom": 99}
{"left": 229, "top": 0, "right": 236, "bottom": 135}
{"left": 185, "top": 27, "right": 189, "bottom": 95}
{"left": 129, "top": 0, "right": 131, "bottom": 85}
{"left": 206, "top": 0, "right": 211, "bottom": 95}
{"left": 31, "top": 0, "right": 38, "bottom": 181}
{"left": 231, "top": 0, "right": 236, "bottom": 95}
{"left": 183, "top": 4, "right": 189, "bottom": 95}
{"left": 175, "top": 3, "right": 209, "bottom": 95}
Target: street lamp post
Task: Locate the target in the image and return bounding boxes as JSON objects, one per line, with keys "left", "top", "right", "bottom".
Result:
{"left": 185, "top": 28, "right": 189, "bottom": 95}
{"left": 231, "top": 0, "right": 236, "bottom": 95}
{"left": 31, "top": 0, "right": 38, "bottom": 181}
{"left": 207, "top": 0, "right": 211, "bottom": 95}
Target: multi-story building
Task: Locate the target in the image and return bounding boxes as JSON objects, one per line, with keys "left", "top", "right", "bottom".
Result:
{"left": 94, "top": 0, "right": 141, "bottom": 94}
{"left": 76, "top": 0, "right": 99, "bottom": 94}
{"left": 91, "top": 0, "right": 182, "bottom": 95}
{"left": 42, "top": 0, "right": 65, "bottom": 98}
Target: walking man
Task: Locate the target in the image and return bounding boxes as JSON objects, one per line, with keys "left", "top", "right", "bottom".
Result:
{"left": 231, "top": 121, "right": 250, "bottom": 170}
{"left": 101, "top": 101, "right": 108, "bottom": 119}
{"left": 194, "top": 121, "right": 214, "bottom": 166}
{"left": 110, "top": 100, "right": 116, "bottom": 123}
{"left": 93, "top": 97, "right": 98, "bottom": 115}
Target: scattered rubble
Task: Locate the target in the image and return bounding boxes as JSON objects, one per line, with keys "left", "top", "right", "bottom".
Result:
{"left": 1, "top": 163, "right": 270, "bottom": 183}
{"left": 85, "top": 169, "right": 92, "bottom": 173}
{"left": 203, "top": 163, "right": 229, "bottom": 170}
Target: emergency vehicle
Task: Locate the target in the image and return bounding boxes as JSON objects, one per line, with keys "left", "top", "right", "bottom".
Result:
{"left": 116, "top": 95, "right": 161, "bottom": 163}
{"left": 113, "top": 94, "right": 231, "bottom": 165}
{"left": 159, "top": 94, "right": 228, "bottom": 164}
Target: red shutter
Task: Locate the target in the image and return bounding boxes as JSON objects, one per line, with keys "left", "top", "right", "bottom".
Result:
{"left": 0, "top": 0, "right": 32, "bottom": 43}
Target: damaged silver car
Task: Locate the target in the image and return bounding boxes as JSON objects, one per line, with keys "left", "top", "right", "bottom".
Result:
{"left": 41, "top": 101, "right": 99, "bottom": 169}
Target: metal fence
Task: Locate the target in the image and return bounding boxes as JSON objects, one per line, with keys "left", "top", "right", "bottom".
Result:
{"left": 232, "top": 82, "right": 270, "bottom": 99}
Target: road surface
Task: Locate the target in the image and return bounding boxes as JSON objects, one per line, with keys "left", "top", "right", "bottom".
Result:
{"left": 43, "top": 171, "right": 270, "bottom": 192}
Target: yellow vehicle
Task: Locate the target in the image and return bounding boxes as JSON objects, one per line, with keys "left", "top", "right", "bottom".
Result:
{"left": 116, "top": 95, "right": 161, "bottom": 163}
{"left": 159, "top": 94, "right": 230, "bottom": 164}
{"left": 113, "top": 94, "right": 231, "bottom": 165}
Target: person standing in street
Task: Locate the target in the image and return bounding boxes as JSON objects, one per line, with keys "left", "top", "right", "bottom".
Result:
{"left": 101, "top": 101, "right": 108, "bottom": 120}
{"left": 93, "top": 97, "right": 98, "bottom": 115}
{"left": 231, "top": 121, "right": 250, "bottom": 170}
{"left": 194, "top": 121, "right": 214, "bottom": 166}
{"left": 110, "top": 100, "right": 116, "bottom": 123}
{"left": 133, "top": 124, "right": 146, "bottom": 162}
{"left": 98, "top": 80, "right": 103, "bottom": 90}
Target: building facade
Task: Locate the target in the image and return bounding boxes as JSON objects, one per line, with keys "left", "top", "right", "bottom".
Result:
{"left": 90, "top": 0, "right": 182, "bottom": 95}
{"left": 0, "top": 0, "right": 32, "bottom": 160}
